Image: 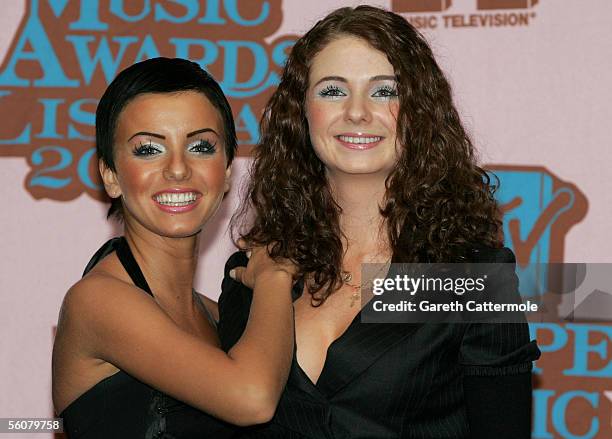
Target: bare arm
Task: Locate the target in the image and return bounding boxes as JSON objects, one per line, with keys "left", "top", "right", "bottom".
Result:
{"left": 58, "top": 254, "right": 293, "bottom": 426}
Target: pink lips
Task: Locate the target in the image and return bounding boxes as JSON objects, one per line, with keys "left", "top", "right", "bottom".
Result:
{"left": 335, "top": 133, "right": 384, "bottom": 150}
{"left": 152, "top": 188, "right": 202, "bottom": 214}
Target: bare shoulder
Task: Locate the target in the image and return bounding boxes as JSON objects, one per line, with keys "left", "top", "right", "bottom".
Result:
{"left": 63, "top": 268, "right": 145, "bottom": 313}
{"left": 53, "top": 268, "right": 150, "bottom": 412}
{"left": 196, "top": 292, "right": 219, "bottom": 322}
{"left": 58, "top": 268, "right": 159, "bottom": 352}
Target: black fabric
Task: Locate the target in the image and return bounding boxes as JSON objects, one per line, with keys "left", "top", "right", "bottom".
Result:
{"left": 113, "top": 237, "right": 154, "bottom": 296}
{"left": 61, "top": 237, "right": 238, "bottom": 439}
{"left": 218, "top": 247, "right": 540, "bottom": 439}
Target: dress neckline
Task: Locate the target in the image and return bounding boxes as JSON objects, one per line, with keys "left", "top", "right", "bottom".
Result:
{"left": 290, "top": 263, "right": 394, "bottom": 388}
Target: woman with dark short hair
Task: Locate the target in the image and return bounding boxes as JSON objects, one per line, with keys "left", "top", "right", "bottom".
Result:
{"left": 219, "top": 6, "right": 540, "bottom": 438}
{"left": 52, "top": 57, "right": 295, "bottom": 438}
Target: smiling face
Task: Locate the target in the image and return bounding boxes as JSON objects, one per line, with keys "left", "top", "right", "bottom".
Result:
{"left": 305, "top": 36, "right": 400, "bottom": 179}
{"left": 100, "top": 91, "right": 230, "bottom": 238}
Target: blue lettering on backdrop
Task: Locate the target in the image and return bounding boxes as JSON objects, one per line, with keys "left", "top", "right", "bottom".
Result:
{"left": 564, "top": 324, "right": 612, "bottom": 378}
{"left": 219, "top": 40, "right": 278, "bottom": 97}
{"left": 224, "top": 0, "right": 270, "bottom": 26}
{"left": 197, "top": 0, "right": 227, "bottom": 24}
{"left": 68, "top": 99, "right": 96, "bottom": 141}
{"left": 529, "top": 323, "right": 610, "bottom": 437}
{"left": 77, "top": 148, "right": 101, "bottom": 190}
{"left": 0, "top": 0, "right": 284, "bottom": 89}
{"left": 532, "top": 389, "right": 555, "bottom": 438}
{"left": 529, "top": 323, "right": 611, "bottom": 377}
{"left": 29, "top": 146, "right": 72, "bottom": 188}
{"left": 552, "top": 391, "right": 599, "bottom": 439}
{"left": 0, "top": 1, "right": 607, "bottom": 436}
{"left": 110, "top": 0, "right": 151, "bottom": 22}
{"left": 272, "top": 39, "right": 295, "bottom": 66}
{"left": 0, "top": 0, "right": 78, "bottom": 87}
{"left": 529, "top": 323, "right": 568, "bottom": 374}
{"left": 495, "top": 169, "right": 604, "bottom": 437}
{"left": 0, "top": 91, "right": 32, "bottom": 144}
{"left": 45, "top": 0, "right": 71, "bottom": 19}
{"left": 196, "top": 0, "right": 271, "bottom": 26}
{"left": 27, "top": 145, "right": 101, "bottom": 190}
{"left": 155, "top": 0, "right": 199, "bottom": 24}
{"left": 64, "top": 0, "right": 109, "bottom": 31}
{"left": 42, "top": 0, "right": 271, "bottom": 27}
{"left": 235, "top": 105, "right": 259, "bottom": 144}
{"left": 0, "top": 124, "right": 31, "bottom": 145}
{"left": 170, "top": 38, "right": 219, "bottom": 70}
{"left": 134, "top": 35, "right": 162, "bottom": 62}
{"left": 38, "top": 0, "right": 108, "bottom": 30}
{"left": 529, "top": 323, "right": 569, "bottom": 375}
{"left": 532, "top": 390, "right": 600, "bottom": 439}
{"left": 66, "top": 35, "right": 139, "bottom": 85}
{"left": 36, "top": 99, "right": 64, "bottom": 139}
{"left": 0, "top": 0, "right": 293, "bottom": 194}
{"left": 493, "top": 169, "right": 577, "bottom": 300}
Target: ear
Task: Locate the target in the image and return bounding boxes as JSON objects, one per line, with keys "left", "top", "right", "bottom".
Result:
{"left": 224, "top": 165, "right": 232, "bottom": 194}
{"left": 99, "top": 159, "right": 122, "bottom": 199}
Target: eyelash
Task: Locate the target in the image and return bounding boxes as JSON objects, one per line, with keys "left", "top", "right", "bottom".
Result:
{"left": 318, "top": 85, "right": 345, "bottom": 97}
{"left": 317, "top": 84, "right": 399, "bottom": 99}
{"left": 372, "top": 85, "right": 398, "bottom": 98}
{"left": 132, "top": 141, "right": 160, "bottom": 156}
{"left": 188, "top": 139, "right": 217, "bottom": 154}
{"left": 131, "top": 140, "right": 217, "bottom": 157}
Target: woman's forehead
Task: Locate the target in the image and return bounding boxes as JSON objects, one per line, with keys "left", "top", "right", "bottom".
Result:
{"left": 308, "top": 37, "right": 394, "bottom": 81}
{"left": 117, "top": 92, "right": 222, "bottom": 133}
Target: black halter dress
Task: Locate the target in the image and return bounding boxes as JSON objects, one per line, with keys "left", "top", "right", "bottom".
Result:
{"left": 59, "top": 237, "right": 238, "bottom": 439}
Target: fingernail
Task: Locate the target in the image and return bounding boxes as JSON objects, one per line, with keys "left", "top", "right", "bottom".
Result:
{"left": 229, "top": 269, "right": 236, "bottom": 279}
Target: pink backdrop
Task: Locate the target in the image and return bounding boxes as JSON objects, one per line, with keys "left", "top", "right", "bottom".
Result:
{"left": 1, "top": 1, "right": 610, "bottom": 437}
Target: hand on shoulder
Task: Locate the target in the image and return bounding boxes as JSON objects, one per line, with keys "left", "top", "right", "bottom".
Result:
{"left": 229, "top": 243, "right": 297, "bottom": 290}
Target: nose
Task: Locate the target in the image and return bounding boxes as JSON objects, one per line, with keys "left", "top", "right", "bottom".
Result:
{"left": 163, "top": 151, "right": 192, "bottom": 181}
{"left": 344, "top": 94, "right": 372, "bottom": 124}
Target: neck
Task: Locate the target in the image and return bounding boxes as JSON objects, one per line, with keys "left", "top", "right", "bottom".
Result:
{"left": 328, "top": 171, "right": 390, "bottom": 260}
{"left": 123, "top": 221, "right": 199, "bottom": 307}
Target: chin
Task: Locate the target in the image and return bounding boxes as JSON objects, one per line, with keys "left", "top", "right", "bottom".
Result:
{"left": 157, "top": 227, "right": 203, "bottom": 239}
{"left": 124, "top": 207, "right": 213, "bottom": 240}
{"left": 144, "top": 218, "right": 204, "bottom": 239}
{"left": 334, "top": 163, "right": 393, "bottom": 176}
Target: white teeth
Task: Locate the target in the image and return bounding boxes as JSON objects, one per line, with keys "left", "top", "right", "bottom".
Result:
{"left": 338, "top": 135, "right": 382, "bottom": 144}
{"left": 155, "top": 192, "right": 198, "bottom": 206}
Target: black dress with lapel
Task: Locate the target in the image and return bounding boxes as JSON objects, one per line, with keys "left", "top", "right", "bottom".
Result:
{"left": 218, "top": 248, "right": 540, "bottom": 439}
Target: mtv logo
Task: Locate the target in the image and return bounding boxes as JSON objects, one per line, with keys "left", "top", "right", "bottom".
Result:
{"left": 488, "top": 166, "right": 587, "bottom": 298}
{"left": 477, "top": 0, "right": 539, "bottom": 9}
{"left": 392, "top": 0, "right": 539, "bottom": 13}
{"left": 392, "top": 0, "right": 452, "bottom": 13}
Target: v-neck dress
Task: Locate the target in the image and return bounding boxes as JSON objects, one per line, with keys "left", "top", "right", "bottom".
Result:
{"left": 60, "top": 237, "right": 238, "bottom": 439}
{"left": 217, "top": 248, "right": 540, "bottom": 439}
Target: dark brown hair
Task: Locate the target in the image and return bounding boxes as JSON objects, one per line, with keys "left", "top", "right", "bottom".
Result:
{"left": 235, "top": 6, "right": 502, "bottom": 303}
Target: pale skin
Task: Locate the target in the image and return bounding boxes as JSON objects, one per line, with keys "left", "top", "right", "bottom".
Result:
{"left": 295, "top": 36, "right": 400, "bottom": 384}
{"left": 52, "top": 91, "right": 294, "bottom": 425}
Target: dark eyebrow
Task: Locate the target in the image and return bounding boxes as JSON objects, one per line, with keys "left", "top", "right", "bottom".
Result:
{"left": 370, "top": 75, "right": 397, "bottom": 82}
{"left": 127, "top": 128, "right": 218, "bottom": 142}
{"left": 128, "top": 132, "right": 165, "bottom": 141}
{"left": 187, "top": 128, "right": 218, "bottom": 138}
{"left": 313, "top": 75, "right": 398, "bottom": 87}
{"left": 313, "top": 76, "right": 347, "bottom": 87}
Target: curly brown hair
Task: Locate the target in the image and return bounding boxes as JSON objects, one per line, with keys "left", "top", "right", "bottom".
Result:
{"left": 234, "top": 6, "right": 502, "bottom": 304}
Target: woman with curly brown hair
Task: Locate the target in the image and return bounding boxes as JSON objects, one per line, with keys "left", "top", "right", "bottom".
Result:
{"left": 218, "top": 6, "right": 539, "bottom": 438}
